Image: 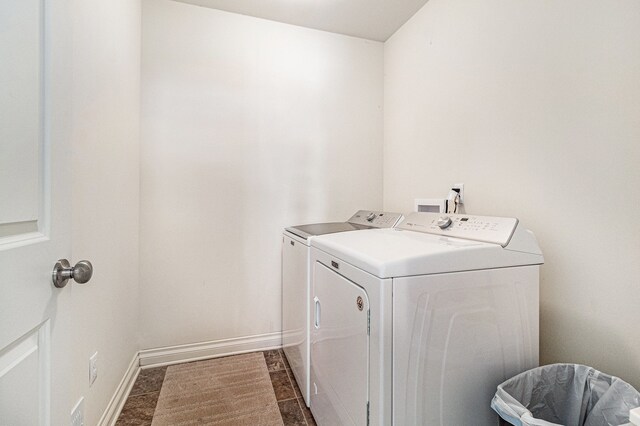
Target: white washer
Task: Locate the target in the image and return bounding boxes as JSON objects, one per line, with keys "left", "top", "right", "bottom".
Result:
{"left": 310, "top": 212, "right": 544, "bottom": 425}
{"left": 282, "top": 210, "right": 404, "bottom": 407}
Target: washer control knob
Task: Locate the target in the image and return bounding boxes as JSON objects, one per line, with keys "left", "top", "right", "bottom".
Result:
{"left": 437, "top": 216, "right": 453, "bottom": 229}
{"left": 366, "top": 213, "right": 376, "bottom": 222}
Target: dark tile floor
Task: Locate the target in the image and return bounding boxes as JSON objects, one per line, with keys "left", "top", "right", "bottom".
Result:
{"left": 115, "top": 366, "right": 166, "bottom": 425}
{"left": 115, "top": 349, "right": 315, "bottom": 425}
{"left": 265, "top": 349, "right": 316, "bottom": 426}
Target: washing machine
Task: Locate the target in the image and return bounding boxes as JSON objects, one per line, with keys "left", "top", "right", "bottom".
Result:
{"left": 282, "top": 210, "right": 404, "bottom": 407}
{"left": 309, "top": 212, "right": 544, "bottom": 425}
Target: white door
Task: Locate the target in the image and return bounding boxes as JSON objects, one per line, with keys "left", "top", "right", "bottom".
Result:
{"left": 0, "top": 1, "right": 73, "bottom": 424}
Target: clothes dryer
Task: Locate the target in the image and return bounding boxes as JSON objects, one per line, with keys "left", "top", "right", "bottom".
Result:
{"left": 309, "top": 212, "right": 543, "bottom": 425}
{"left": 282, "top": 210, "right": 403, "bottom": 407}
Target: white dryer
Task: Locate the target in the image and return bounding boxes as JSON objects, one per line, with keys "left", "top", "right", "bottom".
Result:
{"left": 282, "top": 210, "right": 403, "bottom": 407}
{"left": 309, "top": 212, "right": 544, "bottom": 425}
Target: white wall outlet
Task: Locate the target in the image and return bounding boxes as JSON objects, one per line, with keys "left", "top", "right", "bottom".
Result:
{"left": 71, "top": 397, "right": 84, "bottom": 426}
{"left": 451, "top": 183, "right": 464, "bottom": 203}
{"left": 89, "top": 352, "right": 98, "bottom": 386}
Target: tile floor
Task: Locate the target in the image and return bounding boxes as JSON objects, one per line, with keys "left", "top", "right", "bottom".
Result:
{"left": 116, "top": 349, "right": 315, "bottom": 425}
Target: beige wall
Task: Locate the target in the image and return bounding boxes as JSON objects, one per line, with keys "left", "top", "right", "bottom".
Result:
{"left": 67, "top": 0, "right": 141, "bottom": 424}
{"left": 139, "top": 0, "right": 383, "bottom": 349}
{"left": 384, "top": 0, "right": 640, "bottom": 389}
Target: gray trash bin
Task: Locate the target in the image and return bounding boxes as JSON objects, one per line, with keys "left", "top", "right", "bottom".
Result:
{"left": 491, "top": 364, "right": 640, "bottom": 426}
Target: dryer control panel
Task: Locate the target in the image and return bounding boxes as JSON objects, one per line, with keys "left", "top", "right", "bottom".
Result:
{"left": 399, "top": 212, "right": 518, "bottom": 246}
{"left": 347, "top": 210, "right": 404, "bottom": 228}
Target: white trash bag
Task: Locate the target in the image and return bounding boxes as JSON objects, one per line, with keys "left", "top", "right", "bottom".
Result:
{"left": 491, "top": 364, "right": 640, "bottom": 426}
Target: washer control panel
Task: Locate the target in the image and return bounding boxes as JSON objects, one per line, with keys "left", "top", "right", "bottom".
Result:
{"left": 399, "top": 212, "right": 518, "bottom": 246}
{"left": 348, "top": 210, "right": 404, "bottom": 228}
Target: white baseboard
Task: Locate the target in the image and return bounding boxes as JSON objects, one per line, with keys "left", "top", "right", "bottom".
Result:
{"left": 97, "top": 352, "right": 140, "bottom": 426}
{"left": 138, "top": 331, "right": 283, "bottom": 368}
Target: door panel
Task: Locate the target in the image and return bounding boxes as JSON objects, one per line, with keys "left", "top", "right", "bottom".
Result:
{"left": 311, "top": 262, "right": 369, "bottom": 425}
{"left": 0, "top": 323, "right": 50, "bottom": 425}
{"left": 0, "top": 0, "right": 42, "bottom": 233}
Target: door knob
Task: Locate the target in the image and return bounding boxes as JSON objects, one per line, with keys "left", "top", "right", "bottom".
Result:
{"left": 52, "top": 259, "right": 93, "bottom": 288}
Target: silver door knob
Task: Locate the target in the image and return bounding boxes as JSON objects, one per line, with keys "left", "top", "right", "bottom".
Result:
{"left": 52, "top": 259, "right": 93, "bottom": 288}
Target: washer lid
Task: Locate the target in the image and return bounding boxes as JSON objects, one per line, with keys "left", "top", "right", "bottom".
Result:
{"left": 311, "top": 226, "right": 543, "bottom": 278}
{"left": 285, "top": 222, "right": 370, "bottom": 240}
{"left": 285, "top": 210, "right": 404, "bottom": 240}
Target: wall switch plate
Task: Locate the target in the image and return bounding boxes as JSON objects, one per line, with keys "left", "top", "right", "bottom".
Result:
{"left": 89, "top": 352, "right": 98, "bottom": 386}
{"left": 71, "top": 397, "right": 84, "bottom": 426}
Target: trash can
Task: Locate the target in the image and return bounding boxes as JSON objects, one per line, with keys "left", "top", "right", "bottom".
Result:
{"left": 491, "top": 364, "right": 640, "bottom": 426}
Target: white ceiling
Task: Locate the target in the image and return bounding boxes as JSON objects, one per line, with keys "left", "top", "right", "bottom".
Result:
{"left": 173, "top": 0, "right": 429, "bottom": 42}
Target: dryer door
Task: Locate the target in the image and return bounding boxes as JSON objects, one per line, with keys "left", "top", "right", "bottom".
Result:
{"left": 311, "top": 262, "right": 370, "bottom": 425}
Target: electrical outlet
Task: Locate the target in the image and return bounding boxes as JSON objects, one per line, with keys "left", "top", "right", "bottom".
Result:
{"left": 89, "top": 352, "right": 98, "bottom": 386}
{"left": 451, "top": 183, "right": 465, "bottom": 203}
{"left": 71, "top": 397, "right": 84, "bottom": 426}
